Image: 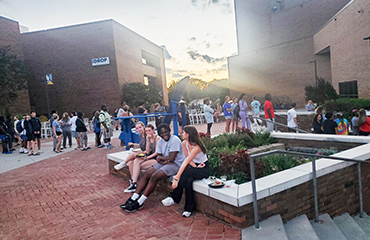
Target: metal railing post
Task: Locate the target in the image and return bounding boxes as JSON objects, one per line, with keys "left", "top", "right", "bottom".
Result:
{"left": 311, "top": 157, "right": 319, "bottom": 222}
{"left": 358, "top": 163, "right": 364, "bottom": 218}
{"left": 250, "top": 156, "right": 260, "bottom": 229}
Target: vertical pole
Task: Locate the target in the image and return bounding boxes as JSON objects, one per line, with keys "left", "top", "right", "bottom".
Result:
{"left": 314, "top": 60, "right": 318, "bottom": 86}
{"left": 312, "top": 157, "right": 319, "bottom": 222}
{"left": 171, "top": 101, "right": 178, "bottom": 136}
{"left": 358, "top": 163, "right": 363, "bottom": 218}
{"left": 250, "top": 156, "right": 260, "bottom": 229}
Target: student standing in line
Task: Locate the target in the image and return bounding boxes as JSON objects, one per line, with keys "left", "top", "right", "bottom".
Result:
{"left": 223, "top": 96, "right": 232, "bottom": 132}
{"left": 76, "top": 112, "right": 90, "bottom": 151}
{"left": 60, "top": 112, "right": 72, "bottom": 149}
{"left": 231, "top": 97, "right": 239, "bottom": 132}
{"left": 70, "top": 111, "right": 81, "bottom": 149}
{"left": 250, "top": 96, "right": 262, "bottom": 125}
{"left": 264, "top": 93, "right": 275, "bottom": 132}
{"left": 287, "top": 103, "right": 298, "bottom": 132}
{"left": 52, "top": 113, "right": 63, "bottom": 153}
{"left": 239, "top": 94, "right": 250, "bottom": 129}
{"left": 203, "top": 98, "right": 214, "bottom": 136}
{"left": 30, "top": 111, "right": 42, "bottom": 154}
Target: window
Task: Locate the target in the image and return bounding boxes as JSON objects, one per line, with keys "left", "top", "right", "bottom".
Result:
{"left": 339, "top": 81, "right": 358, "bottom": 98}
{"left": 144, "top": 76, "right": 149, "bottom": 86}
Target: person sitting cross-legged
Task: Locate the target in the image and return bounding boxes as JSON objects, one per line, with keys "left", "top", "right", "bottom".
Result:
{"left": 120, "top": 123, "right": 185, "bottom": 212}
{"left": 161, "top": 125, "right": 209, "bottom": 218}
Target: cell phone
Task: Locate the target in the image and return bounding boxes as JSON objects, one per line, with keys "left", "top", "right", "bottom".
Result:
{"left": 136, "top": 153, "right": 146, "bottom": 158}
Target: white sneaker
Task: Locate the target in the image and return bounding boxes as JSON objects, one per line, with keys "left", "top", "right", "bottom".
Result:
{"left": 24, "top": 149, "right": 28, "bottom": 154}
{"left": 114, "top": 161, "right": 127, "bottom": 170}
{"left": 19, "top": 147, "right": 24, "bottom": 153}
{"left": 162, "top": 197, "right": 175, "bottom": 207}
{"left": 182, "top": 211, "right": 191, "bottom": 218}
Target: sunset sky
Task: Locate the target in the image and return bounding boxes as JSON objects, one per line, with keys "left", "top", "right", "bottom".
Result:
{"left": 0, "top": 0, "right": 238, "bottom": 85}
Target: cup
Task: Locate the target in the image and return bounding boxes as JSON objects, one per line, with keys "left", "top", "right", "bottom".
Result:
{"left": 220, "top": 176, "right": 227, "bottom": 181}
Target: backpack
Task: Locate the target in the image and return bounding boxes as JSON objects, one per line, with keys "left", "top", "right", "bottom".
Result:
{"left": 93, "top": 119, "right": 100, "bottom": 133}
{"left": 233, "top": 104, "right": 240, "bottom": 118}
{"left": 16, "top": 120, "right": 24, "bottom": 133}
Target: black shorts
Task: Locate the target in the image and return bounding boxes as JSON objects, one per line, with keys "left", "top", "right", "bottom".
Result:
{"left": 26, "top": 134, "right": 35, "bottom": 142}
{"left": 34, "top": 133, "right": 41, "bottom": 139}
{"left": 56, "top": 131, "right": 62, "bottom": 136}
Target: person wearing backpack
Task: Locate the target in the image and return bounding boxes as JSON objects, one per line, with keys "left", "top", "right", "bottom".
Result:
{"left": 0, "top": 116, "right": 12, "bottom": 154}
{"left": 231, "top": 97, "right": 239, "bottom": 132}
{"left": 92, "top": 111, "right": 104, "bottom": 148}
{"left": 76, "top": 112, "right": 90, "bottom": 151}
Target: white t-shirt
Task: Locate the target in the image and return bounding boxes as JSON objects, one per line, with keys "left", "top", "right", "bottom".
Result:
{"left": 287, "top": 108, "right": 297, "bottom": 128}
{"left": 70, "top": 116, "right": 77, "bottom": 131}
{"left": 156, "top": 134, "right": 185, "bottom": 167}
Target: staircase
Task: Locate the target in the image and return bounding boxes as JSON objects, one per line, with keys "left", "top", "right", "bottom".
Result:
{"left": 242, "top": 212, "right": 370, "bottom": 240}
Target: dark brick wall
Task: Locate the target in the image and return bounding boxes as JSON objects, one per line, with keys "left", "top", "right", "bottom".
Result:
{"left": 0, "top": 16, "right": 30, "bottom": 115}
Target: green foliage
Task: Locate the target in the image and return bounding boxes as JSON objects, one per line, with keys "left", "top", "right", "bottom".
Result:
{"left": 226, "top": 172, "right": 248, "bottom": 185}
{"left": 304, "top": 78, "right": 339, "bottom": 104}
{"left": 0, "top": 46, "right": 30, "bottom": 115}
{"left": 253, "top": 131, "right": 277, "bottom": 146}
{"left": 322, "top": 98, "right": 370, "bottom": 120}
{"left": 262, "top": 154, "right": 309, "bottom": 176}
{"left": 122, "top": 82, "right": 162, "bottom": 109}
{"left": 168, "top": 78, "right": 230, "bottom": 102}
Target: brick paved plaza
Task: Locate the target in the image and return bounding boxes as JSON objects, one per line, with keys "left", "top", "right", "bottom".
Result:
{"left": 0, "top": 122, "right": 240, "bottom": 240}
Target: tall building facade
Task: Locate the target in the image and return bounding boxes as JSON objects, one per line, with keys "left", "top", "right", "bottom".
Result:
{"left": 20, "top": 19, "right": 167, "bottom": 116}
{"left": 228, "top": 0, "right": 352, "bottom": 105}
{"left": 313, "top": 0, "right": 370, "bottom": 99}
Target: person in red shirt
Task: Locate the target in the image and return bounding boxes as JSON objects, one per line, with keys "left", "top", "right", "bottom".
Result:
{"left": 264, "top": 93, "right": 275, "bottom": 131}
{"left": 358, "top": 108, "right": 370, "bottom": 136}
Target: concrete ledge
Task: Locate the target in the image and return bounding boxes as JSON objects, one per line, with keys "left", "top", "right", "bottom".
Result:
{"left": 271, "top": 132, "right": 370, "bottom": 144}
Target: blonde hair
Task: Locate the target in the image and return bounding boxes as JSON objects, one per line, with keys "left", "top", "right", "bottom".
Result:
{"left": 358, "top": 109, "right": 368, "bottom": 126}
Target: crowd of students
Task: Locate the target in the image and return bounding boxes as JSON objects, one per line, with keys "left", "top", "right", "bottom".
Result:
{"left": 312, "top": 107, "right": 370, "bottom": 136}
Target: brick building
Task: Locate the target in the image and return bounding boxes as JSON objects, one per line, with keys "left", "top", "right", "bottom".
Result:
{"left": 228, "top": 0, "right": 369, "bottom": 105}
{"left": 19, "top": 19, "right": 167, "bottom": 116}
{"left": 0, "top": 16, "right": 30, "bottom": 115}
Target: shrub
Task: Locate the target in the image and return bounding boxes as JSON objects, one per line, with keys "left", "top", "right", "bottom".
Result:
{"left": 322, "top": 98, "right": 370, "bottom": 120}
{"left": 254, "top": 131, "right": 277, "bottom": 146}
{"left": 262, "top": 154, "right": 310, "bottom": 176}
{"left": 304, "top": 78, "right": 338, "bottom": 104}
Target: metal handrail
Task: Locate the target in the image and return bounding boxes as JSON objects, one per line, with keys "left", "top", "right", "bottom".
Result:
{"left": 247, "top": 116, "right": 311, "bottom": 134}
{"left": 249, "top": 149, "right": 370, "bottom": 229}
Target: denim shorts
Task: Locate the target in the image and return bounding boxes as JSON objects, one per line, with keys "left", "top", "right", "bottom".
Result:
{"left": 153, "top": 162, "right": 180, "bottom": 176}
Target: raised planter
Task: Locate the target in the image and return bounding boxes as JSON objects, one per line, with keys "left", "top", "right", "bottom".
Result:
{"left": 108, "top": 135, "right": 370, "bottom": 228}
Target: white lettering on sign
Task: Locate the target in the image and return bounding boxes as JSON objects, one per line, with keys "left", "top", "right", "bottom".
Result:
{"left": 91, "top": 57, "right": 110, "bottom": 66}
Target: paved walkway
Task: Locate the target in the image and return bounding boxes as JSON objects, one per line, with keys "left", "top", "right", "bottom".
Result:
{"left": 0, "top": 122, "right": 241, "bottom": 240}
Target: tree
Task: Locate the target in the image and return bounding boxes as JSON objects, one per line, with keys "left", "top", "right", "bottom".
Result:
{"left": 122, "top": 82, "right": 162, "bottom": 110}
{"left": 304, "top": 78, "right": 338, "bottom": 104}
{"left": 0, "top": 46, "right": 30, "bottom": 115}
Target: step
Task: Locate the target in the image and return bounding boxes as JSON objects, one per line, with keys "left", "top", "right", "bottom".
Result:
{"left": 333, "top": 212, "right": 370, "bottom": 240}
{"left": 310, "top": 214, "right": 347, "bottom": 240}
{"left": 285, "top": 214, "right": 319, "bottom": 240}
{"left": 353, "top": 212, "right": 370, "bottom": 236}
{"left": 242, "top": 215, "right": 288, "bottom": 240}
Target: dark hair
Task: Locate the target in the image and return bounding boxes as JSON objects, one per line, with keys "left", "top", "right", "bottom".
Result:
{"left": 325, "top": 112, "right": 333, "bottom": 119}
{"left": 0, "top": 116, "right": 4, "bottom": 124}
{"left": 239, "top": 93, "right": 246, "bottom": 100}
{"left": 313, "top": 114, "right": 321, "bottom": 124}
{"left": 30, "top": 110, "right": 36, "bottom": 114}
{"left": 146, "top": 123, "right": 155, "bottom": 130}
{"left": 101, "top": 105, "right": 107, "bottom": 110}
{"left": 138, "top": 101, "right": 145, "bottom": 106}
{"left": 203, "top": 97, "right": 210, "bottom": 105}
{"left": 184, "top": 125, "right": 207, "bottom": 154}
{"left": 157, "top": 123, "right": 171, "bottom": 135}
{"left": 77, "top": 112, "right": 84, "bottom": 118}
{"left": 51, "top": 110, "right": 57, "bottom": 115}
{"left": 121, "top": 101, "right": 126, "bottom": 106}
{"left": 291, "top": 103, "right": 296, "bottom": 108}
{"left": 70, "top": 111, "right": 76, "bottom": 116}
{"left": 265, "top": 93, "right": 272, "bottom": 101}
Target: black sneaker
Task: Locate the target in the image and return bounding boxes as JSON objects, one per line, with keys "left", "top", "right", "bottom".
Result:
{"left": 125, "top": 199, "right": 143, "bottom": 213}
{"left": 120, "top": 197, "right": 135, "bottom": 210}
{"left": 124, "top": 182, "right": 137, "bottom": 193}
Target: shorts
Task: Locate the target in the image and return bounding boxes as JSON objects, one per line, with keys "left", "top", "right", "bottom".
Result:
{"left": 225, "top": 115, "right": 232, "bottom": 120}
{"left": 72, "top": 131, "right": 78, "bottom": 138}
{"left": 26, "top": 134, "right": 35, "bottom": 142}
{"left": 34, "top": 133, "right": 41, "bottom": 139}
{"left": 21, "top": 135, "right": 27, "bottom": 141}
{"left": 153, "top": 162, "right": 180, "bottom": 176}
{"left": 0, "top": 135, "right": 8, "bottom": 141}
{"left": 56, "top": 131, "right": 62, "bottom": 136}
{"left": 102, "top": 128, "right": 113, "bottom": 139}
